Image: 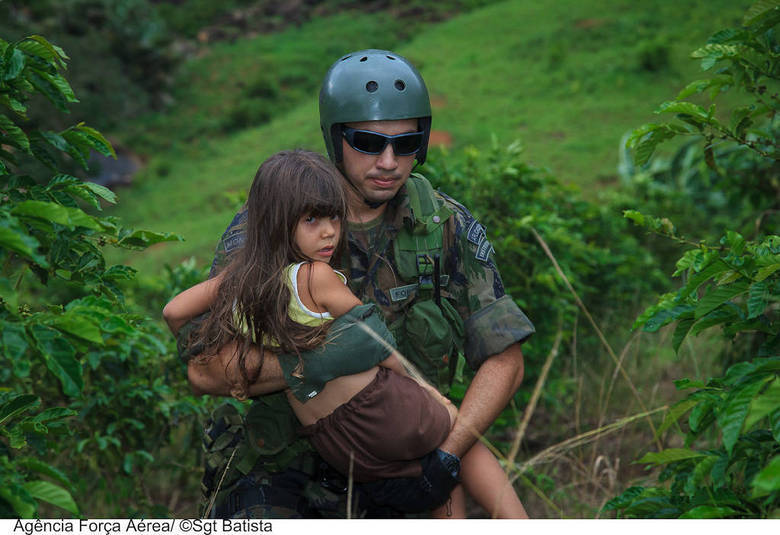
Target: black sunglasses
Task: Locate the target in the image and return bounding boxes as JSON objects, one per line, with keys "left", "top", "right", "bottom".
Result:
{"left": 342, "top": 126, "right": 424, "bottom": 156}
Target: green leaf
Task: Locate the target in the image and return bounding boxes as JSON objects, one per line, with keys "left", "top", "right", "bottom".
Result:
{"left": 752, "top": 455, "right": 780, "bottom": 496}
{"left": 643, "top": 305, "right": 694, "bottom": 333}
{"left": 32, "top": 407, "right": 77, "bottom": 425}
{"left": 689, "top": 398, "right": 717, "bottom": 433}
{"left": 755, "top": 263, "right": 780, "bottom": 282}
{"left": 12, "top": 200, "right": 102, "bottom": 231}
{"left": 626, "top": 124, "right": 679, "bottom": 166}
{"left": 744, "top": 378, "right": 780, "bottom": 431}
{"left": 83, "top": 181, "right": 117, "bottom": 205}
{"left": 743, "top": 0, "right": 780, "bottom": 26}
{"left": 0, "top": 94, "right": 27, "bottom": 115}
{"left": 48, "top": 313, "right": 104, "bottom": 345}
{"left": 657, "top": 398, "right": 699, "bottom": 436}
{"left": 40, "top": 131, "right": 69, "bottom": 152}
{"left": 0, "top": 484, "right": 36, "bottom": 517}
{"left": 623, "top": 496, "right": 679, "bottom": 518}
{"left": 1, "top": 47, "right": 25, "bottom": 81}
{"left": 690, "top": 44, "right": 741, "bottom": 71}
{"left": 26, "top": 70, "right": 69, "bottom": 113}
{"left": 723, "top": 230, "right": 746, "bottom": 255}
{"left": 678, "top": 259, "right": 731, "bottom": 301}
{"left": 28, "top": 131, "right": 59, "bottom": 170}
{"left": 30, "top": 324, "right": 82, "bottom": 397}
{"left": 747, "top": 281, "right": 769, "bottom": 319}
{"left": 0, "top": 394, "right": 39, "bottom": 425}
{"left": 23, "top": 480, "right": 79, "bottom": 515}
{"left": 75, "top": 123, "right": 116, "bottom": 159}
{"left": 676, "top": 79, "right": 714, "bottom": 100}
{"left": 0, "top": 224, "right": 47, "bottom": 267}
{"left": 730, "top": 106, "right": 754, "bottom": 139}
{"left": 116, "top": 229, "right": 183, "bottom": 250}
{"left": 0, "top": 113, "right": 30, "bottom": 152}
{"left": 771, "top": 407, "right": 780, "bottom": 443}
{"left": 694, "top": 280, "right": 750, "bottom": 319}
{"left": 602, "top": 486, "right": 644, "bottom": 511}
{"left": 717, "top": 376, "right": 772, "bottom": 455}
{"left": 17, "top": 35, "right": 65, "bottom": 65}
{"left": 690, "top": 306, "right": 741, "bottom": 337}
{"left": 679, "top": 505, "right": 737, "bottom": 518}
{"left": 638, "top": 448, "right": 707, "bottom": 466}
{"left": 708, "top": 28, "right": 744, "bottom": 44}
{"left": 656, "top": 101, "right": 709, "bottom": 120}
{"left": 672, "top": 314, "right": 696, "bottom": 352}
{"left": 99, "top": 315, "right": 134, "bottom": 335}
{"left": 675, "top": 378, "right": 707, "bottom": 390}
{"left": 2, "top": 321, "right": 30, "bottom": 377}
{"left": 16, "top": 458, "right": 74, "bottom": 491}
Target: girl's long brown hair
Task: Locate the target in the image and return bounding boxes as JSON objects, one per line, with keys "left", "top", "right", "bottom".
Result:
{"left": 192, "top": 149, "right": 348, "bottom": 397}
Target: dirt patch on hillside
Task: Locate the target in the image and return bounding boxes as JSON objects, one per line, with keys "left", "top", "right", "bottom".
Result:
{"left": 429, "top": 130, "right": 453, "bottom": 148}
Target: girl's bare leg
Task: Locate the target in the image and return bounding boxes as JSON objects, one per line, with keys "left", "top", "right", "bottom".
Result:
{"left": 431, "top": 485, "right": 466, "bottom": 519}
{"left": 460, "top": 441, "right": 528, "bottom": 518}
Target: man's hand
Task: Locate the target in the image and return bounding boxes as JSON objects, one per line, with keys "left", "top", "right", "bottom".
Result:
{"left": 439, "top": 342, "right": 524, "bottom": 458}
{"left": 187, "top": 340, "right": 287, "bottom": 397}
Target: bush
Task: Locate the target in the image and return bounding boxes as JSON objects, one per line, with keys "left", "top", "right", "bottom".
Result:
{"left": 0, "top": 34, "right": 207, "bottom": 517}
{"left": 606, "top": 2, "right": 779, "bottom": 518}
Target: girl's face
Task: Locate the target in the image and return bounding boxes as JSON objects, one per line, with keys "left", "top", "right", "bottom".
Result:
{"left": 294, "top": 213, "right": 341, "bottom": 263}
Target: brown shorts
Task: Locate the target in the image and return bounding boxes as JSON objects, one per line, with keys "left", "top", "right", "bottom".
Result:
{"left": 299, "top": 367, "right": 451, "bottom": 482}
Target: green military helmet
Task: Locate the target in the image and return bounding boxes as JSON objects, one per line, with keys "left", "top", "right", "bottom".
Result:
{"left": 319, "top": 49, "right": 432, "bottom": 165}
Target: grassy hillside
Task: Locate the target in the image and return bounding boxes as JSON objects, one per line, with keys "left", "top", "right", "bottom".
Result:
{"left": 108, "top": 0, "right": 747, "bottom": 275}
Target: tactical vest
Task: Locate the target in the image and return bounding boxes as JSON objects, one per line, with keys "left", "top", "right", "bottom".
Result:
{"left": 385, "top": 173, "right": 465, "bottom": 394}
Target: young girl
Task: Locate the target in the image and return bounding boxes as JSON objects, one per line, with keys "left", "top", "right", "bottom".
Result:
{"left": 163, "top": 149, "right": 526, "bottom": 518}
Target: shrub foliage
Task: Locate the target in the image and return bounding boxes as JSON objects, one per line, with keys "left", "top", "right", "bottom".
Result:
{"left": 0, "top": 34, "right": 204, "bottom": 517}
{"left": 606, "top": 2, "right": 779, "bottom": 518}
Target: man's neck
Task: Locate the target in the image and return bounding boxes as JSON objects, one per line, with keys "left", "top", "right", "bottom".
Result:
{"left": 346, "top": 193, "right": 388, "bottom": 225}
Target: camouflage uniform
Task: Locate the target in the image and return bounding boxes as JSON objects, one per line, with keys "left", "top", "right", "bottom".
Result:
{"left": 183, "top": 176, "right": 535, "bottom": 518}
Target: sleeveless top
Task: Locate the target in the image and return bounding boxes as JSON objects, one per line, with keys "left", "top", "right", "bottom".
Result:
{"left": 283, "top": 262, "right": 347, "bottom": 327}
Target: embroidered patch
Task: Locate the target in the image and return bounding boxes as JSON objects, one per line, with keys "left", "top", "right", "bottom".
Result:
{"left": 389, "top": 276, "right": 450, "bottom": 302}
{"left": 223, "top": 230, "right": 245, "bottom": 255}
{"left": 466, "top": 220, "right": 486, "bottom": 245}
{"left": 390, "top": 284, "right": 418, "bottom": 302}
{"left": 475, "top": 239, "right": 494, "bottom": 262}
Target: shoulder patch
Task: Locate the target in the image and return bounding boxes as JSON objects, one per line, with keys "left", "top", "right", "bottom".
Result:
{"left": 475, "top": 239, "right": 494, "bottom": 262}
{"left": 466, "top": 220, "right": 486, "bottom": 245}
{"left": 223, "top": 228, "right": 245, "bottom": 255}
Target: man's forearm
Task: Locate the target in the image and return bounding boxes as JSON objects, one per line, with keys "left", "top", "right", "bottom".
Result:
{"left": 187, "top": 340, "right": 287, "bottom": 397}
{"left": 439, "top": 342, "right": 525, "bottom": 458}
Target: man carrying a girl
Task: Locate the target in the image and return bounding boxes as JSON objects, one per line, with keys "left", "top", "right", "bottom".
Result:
{"left": 170, "top": 49, "right": 535, "bottom": 518}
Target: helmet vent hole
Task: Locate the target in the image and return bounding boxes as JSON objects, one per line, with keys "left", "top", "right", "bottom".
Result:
{"left": 360, "top": 56, "right": 368, "bottom": 62}
{"left": 365, "top": 81, "right": 378, "bottom": 92}
{"left": 386, "top": 56, "right": 396, "bottom": 60}
{"left": 394, "top": 79, "right": 406, "bottom": 91}
{"left": 340, "top": 55, "right": 351, "bottom": 61}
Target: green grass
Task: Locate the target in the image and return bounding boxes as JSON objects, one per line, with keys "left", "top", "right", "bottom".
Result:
{"left": 108, "top": 0, "right": 748, "bottom": 275}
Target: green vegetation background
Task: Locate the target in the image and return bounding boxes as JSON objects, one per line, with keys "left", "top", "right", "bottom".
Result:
{"left": 2, "top": 0, "right": 776, "bottom": 519}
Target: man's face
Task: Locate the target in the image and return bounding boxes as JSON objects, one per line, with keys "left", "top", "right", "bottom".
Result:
{"left": 340, "top": 118, "right": 419, "bottom": 206}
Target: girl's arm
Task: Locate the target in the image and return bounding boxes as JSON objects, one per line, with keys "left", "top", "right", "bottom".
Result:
{"left": 298, "top": 261, "right": 361, "bottom": 317}
{"left": 162, "top": 271, "right": 225, "bottom": 335}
